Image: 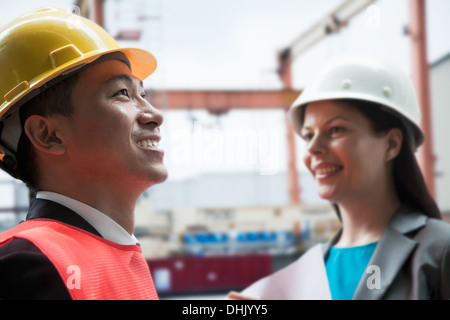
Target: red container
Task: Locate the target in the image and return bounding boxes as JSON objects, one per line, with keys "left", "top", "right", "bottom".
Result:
{"left": 148, "top": 254, "right": 272, "bottom": 295}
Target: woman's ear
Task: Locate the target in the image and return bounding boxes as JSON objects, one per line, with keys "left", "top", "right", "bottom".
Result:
{"left": 385, "top": 128, "right": 403, "bottom": 162}
{"left": 23, "top": 115, "right": 66, "bottom": 155}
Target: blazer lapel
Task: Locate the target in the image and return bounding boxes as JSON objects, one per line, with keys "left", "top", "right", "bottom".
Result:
{"left": 352, "top": 227, "right": 417, "bottom": 299}
{"left": 321, "top": 205, "right": 427, "bottom": 300}
{"left": 352, "top": 209, "right": 427, "bottom": 300}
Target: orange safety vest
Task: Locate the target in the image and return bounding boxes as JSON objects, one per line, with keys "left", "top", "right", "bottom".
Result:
{"left": 0, "top": 218, "right": 158, "bottom": 300}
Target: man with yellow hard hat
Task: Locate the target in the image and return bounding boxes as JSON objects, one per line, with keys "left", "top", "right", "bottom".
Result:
{"left": 0, "top": 7, "right": 167, "bottom": 299}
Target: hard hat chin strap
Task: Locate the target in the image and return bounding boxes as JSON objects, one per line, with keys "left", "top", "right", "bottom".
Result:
{"left": 0, "top": 120, "right": 19, "bottom": 178}
{"left": 0, "top": 109, "right": 21, "bottom": 153}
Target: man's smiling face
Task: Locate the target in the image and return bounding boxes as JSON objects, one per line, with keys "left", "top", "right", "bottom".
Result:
{"left": 59, "top": 59, "right": 168, "bottom": 189}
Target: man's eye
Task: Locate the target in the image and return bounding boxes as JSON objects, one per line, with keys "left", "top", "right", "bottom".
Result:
{"left": 115, "top": 89, "right": 129, "bottom": 97}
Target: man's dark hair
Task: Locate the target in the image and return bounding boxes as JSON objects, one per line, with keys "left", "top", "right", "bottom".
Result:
{"left": 16, "top": 73, "right": 80, "bottom": 191}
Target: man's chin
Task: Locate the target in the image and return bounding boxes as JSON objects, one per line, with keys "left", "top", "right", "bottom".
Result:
{"left": 148, "top": 168, "right": 169, "bottom": 186}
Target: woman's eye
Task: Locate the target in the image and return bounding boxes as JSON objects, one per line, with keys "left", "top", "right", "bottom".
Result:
{"left": 330, "top": 126, "right": 344, "bottom": 135}
{"left": 302, "top": 132, "right": 313, "bottom": 141}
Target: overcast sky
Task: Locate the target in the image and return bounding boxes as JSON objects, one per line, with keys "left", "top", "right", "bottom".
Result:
{"left": 1, "top": 0, "right": 448, "bottom": 90}
{"left": 0, "top": 0, "right": 449, "bottom": 183}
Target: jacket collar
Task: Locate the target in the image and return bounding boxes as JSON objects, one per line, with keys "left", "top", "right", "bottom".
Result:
{"left": 322, "top": 203, "right": 427, "bottom": 300}
{"left": 26, "top": 198, "right": 103, "bottom": 238}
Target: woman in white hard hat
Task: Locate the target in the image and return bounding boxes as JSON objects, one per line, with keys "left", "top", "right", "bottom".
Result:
{"left": 231, "top": 55, "right": 450, "bottom": 300}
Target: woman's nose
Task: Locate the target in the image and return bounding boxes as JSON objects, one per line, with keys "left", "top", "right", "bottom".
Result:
{"left": 306, "top": 132, "right": 327, "bottom": 155}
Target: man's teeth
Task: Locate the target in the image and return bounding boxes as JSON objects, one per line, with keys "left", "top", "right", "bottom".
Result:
{"left": 137, "top": 139, "right": 159, "bottom": 148}
{"left": 315, "top": 166, "right": 341, "bottom": 175}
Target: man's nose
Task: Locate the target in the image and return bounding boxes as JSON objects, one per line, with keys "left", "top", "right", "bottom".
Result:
{"left": 137, "top": 100, "right": 163, "bottom": 127}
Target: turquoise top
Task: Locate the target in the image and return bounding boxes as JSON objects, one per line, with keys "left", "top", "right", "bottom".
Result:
{"left": 325, "top": 242, "right": 377, "bottom": 300}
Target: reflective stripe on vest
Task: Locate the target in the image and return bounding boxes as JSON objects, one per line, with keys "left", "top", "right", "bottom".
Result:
{"left": 0, "top": 219, "right": 158, "bottom": 300}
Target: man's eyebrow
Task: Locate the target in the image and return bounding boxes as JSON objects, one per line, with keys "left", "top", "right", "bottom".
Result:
{"left": 105, "top": 74, "right": 143, "bottom": 88}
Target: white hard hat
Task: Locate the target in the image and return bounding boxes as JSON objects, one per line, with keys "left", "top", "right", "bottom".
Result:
{"left": 287, "top": 55, "right": 424, "bottom": 147}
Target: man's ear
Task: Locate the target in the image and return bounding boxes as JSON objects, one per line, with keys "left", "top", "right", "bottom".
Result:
{"left": 385, "top": 128, "right": 403, "bottom": 162}
{"left": 24, "top": 115, "right": 66, "bottom": 155}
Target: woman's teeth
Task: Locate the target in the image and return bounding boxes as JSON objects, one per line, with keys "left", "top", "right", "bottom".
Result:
{"left": 315, "top": 166, "right": 341, "bottom": 175}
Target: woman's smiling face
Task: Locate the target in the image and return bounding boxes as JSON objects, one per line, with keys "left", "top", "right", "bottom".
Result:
{"left": 300, "top": 100, "right": 393, "bottom": 204}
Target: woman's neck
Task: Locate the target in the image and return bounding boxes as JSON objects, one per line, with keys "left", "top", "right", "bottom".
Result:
{"left": 334, "top": 186, "right": 402, "bottom": 248}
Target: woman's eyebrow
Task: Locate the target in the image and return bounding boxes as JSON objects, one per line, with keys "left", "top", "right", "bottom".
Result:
{"left": 302, "top": 115, "right": 351, "bottom": 130}
{"left": 325, "top": 115, "right": 351, "bottom": 124}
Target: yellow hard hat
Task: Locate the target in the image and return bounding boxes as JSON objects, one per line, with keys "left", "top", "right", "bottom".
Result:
{"left": 0, "top": 7, "right": 157, "bottom": 177}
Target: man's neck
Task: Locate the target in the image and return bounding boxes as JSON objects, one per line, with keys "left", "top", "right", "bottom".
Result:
{"left": 39, "top": 179, "right": 143, "bottom": 235}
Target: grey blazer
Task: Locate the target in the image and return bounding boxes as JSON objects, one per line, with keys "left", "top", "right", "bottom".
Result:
{"left": 322, "top": 203, "right": 450, "bottom": 299}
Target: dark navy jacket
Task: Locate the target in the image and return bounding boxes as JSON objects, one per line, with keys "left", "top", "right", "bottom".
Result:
{"left": 0, "top": 198, "right": 102, "bottom": 300}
